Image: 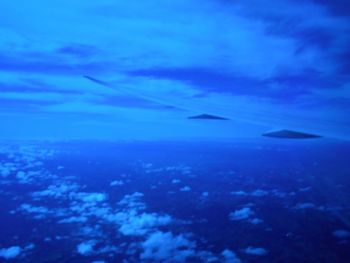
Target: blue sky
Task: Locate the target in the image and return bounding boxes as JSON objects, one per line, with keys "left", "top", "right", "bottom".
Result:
{"left": 0, "top": 0, "right": 349, "bottom": 140}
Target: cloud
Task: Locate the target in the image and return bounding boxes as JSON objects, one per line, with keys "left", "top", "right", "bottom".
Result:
{"left": 243, "top": 246, "right": 268, "bottom": 256}
{"left": 294, "top": 203, "right": 317, "bottom": 209}
{"left": 202, "top": 192, "right": 209, "bottom": 198}
{"left": 221, "top": 249, "right": 242, "bottom": 263}
{"left": 118, "top": 213, "right": 172, "bottom": 236}
{"left": 251, "top": 189, "right": 269, "bottom": 197}
{"left": 76, "top": 240, "right": 96, "bottom": 256}
{"left": 32, "top": 183, "right": 81, "bottom": 199}
{"left": 58, "top": 216, "right": 88, "bottom": 224}
{"left": 231, "top": 191, "right": 248, "bottom": 196}
{"left": 140, "top": 231, "right": 196, "bottom": 262}
{"left": 118, "top": 192, "right": 145, "bottom": 209}
{"left": 229, "top": 207, "right": 254, "bottom": 220}
{"left": 0, "top": 0, "right": 349, "bottom": 140}
{"left": 19, "top": 204, "right": 50, "bottom": 219}
{"left": 299, "top": 187, "right": 312, "bottom": 192}
{"left": 231, "top": 189, "right": 269, "bottom": 197}
{"left": 0, "top": 244, "right": 35, "bottom": 260}
{"left": 332, "top": 229, "right": 350, "bottom": 239}
{"left": 16, "top": 170, "right": 41, "bottom": 184}
{"left": 76, "top": 192, "right": 107, "bottom": 203}
{"left": 110, "top": 180, "right": 124, "bottom": 186}
{"left": 0, "top": 53, "right": 109, "bottom": 75}
{"left": 312, "top": 0, "right": 350, "bottom": 17}
{"left": 180, "top": 186, "right": 191, "bottom": 192}
{"left": 0, "top": 246, "right": 22, "bottom": 260}
{"left": 145, "top": 164, "right": 192, "bottom": 175}
{"left": 0, "top": 162, "right": 16, "bottom": 177}
{"left": 250, "top": 218, "right": 263, "bottom": 225}
{"left": 28, "top": 185, "right": 174, "bottom": 244}
{"left": 56, "top": 44, "right": 98, "bottom": 58}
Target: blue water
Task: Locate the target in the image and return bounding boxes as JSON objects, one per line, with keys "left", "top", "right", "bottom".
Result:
{"left": 0, "top": 140, "right": 350, "bottom": 262}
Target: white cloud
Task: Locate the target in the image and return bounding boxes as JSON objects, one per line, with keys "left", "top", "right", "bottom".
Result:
{"left": 77, "top": 240, "right": 96, "bottom": 256}
{"left": 299, "top": 187, "right": 312, "bottom": 192}
{"left": 180, "top": 186, "right": 191, "bottom": 192}
{"left": 16, "top": 171, "right": 40, "bottom": 184}
{"left": 118, "top": 192, "right": 145, "bottom": 209}
{"left": 0, "top": 0, "right": 328, "bottom": 81}
{"left": 19, "top": 204, "right": 50, "bottom": 217}
{"left": 0, "top": 246, "right": 22, "bottom": 260}
{"left": 140, "top": 231, "right": 196, "bottom": 262}
{"left": 231, "top": 191, "right": 248, "bottom": 196}
{"left": 110, "top": 180, "right": 124, "bottom": 186}
{"left": 221, "top": 249, "right": 242, "bottom": 263}
{"left": 171, "top": 179, "right": 181, "bottom": 184}
{"left": 202, "top": 192, "right": 209, "bottom": 197}
{"left": 243, "top": 246, "right": 268, "bottom": 256}
{"left": 119, "top": 213, "right": 172, "bottom": 236}
{"left": 32, "top": 183, "right": 80, "bottom": 199}
{"left": 146, "top": 165, "right": 192, "bottom": 175}
{"left": 58, "top": 216, "right": 88, "bottom": 224}
{"left": 294, "top": 203, "right": 316, "bottom": 209}
{"left": 250, "top": 218, "right": 263, "bottom": 225}
{"left": 229, "top": 207, "right": 254, "bottom": 221}
{"left": 76, "top": 192, "right": 107, "bottom": 203}
{"left": 6, "top": 145, "right": 246, "bottom": 262}
{"left": 332, "top": 229, "right": 350, "bottom": 239}
{"left": 231, "top": 189, "right": 269, "bottom": 197}
{"left": 96, "top": 245, "right": 119, "bottom": 255}
{"left": 251, "top": 189, "right": 269, "bottom": 197}
{"left": 271, "top": 190, "right": 288, "bottom": 198}
{"left": 0, "top": 162, "right": 16, "bottom": 177}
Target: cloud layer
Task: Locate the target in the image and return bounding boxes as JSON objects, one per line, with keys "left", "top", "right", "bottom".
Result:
{"left": 0, "top": 0, "right": 349, "bottom": 139}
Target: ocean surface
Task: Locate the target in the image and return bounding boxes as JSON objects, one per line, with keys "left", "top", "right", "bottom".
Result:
{"left": 0, "top": 139, "right": 350, "bottom": 262}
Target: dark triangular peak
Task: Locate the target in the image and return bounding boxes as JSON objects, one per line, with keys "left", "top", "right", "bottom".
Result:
{"left": 262, "top": 129, "right": 322, "bottom": 139}
{"left": 188, "top": 114, "right": 230, "bottom": 120}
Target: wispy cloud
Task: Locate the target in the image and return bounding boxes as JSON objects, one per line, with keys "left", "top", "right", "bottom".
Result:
{"left": 0, "top": 0, "right": 349, "bottom": 139}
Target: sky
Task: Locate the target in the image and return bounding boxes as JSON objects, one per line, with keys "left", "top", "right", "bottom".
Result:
{"left": 0, "top": 0, "right": 349, "bottom": 140}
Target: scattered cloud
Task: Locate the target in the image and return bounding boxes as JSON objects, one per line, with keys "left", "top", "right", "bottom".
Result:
{"left": 229, "top": 207, "right": 254, "bottom": 221}
{"left": 0, "top": 246, "right": 22, "bottom": 260}
{"left": 110, "top": 180, "right": 124, "bottom": 186}
{"left": 119, "top": 213, "right": 172, "bottom": 236}
{"left": 75, "top": 192, "right": 107, "bottom": 203}
{"left": 77, "top": 240, "right": 96, "bottom": 256}
{"left": 221, "top": 249, "right": 242, "bottom": 263}
{"left": 18, "top": 204, "right": 50, "bottom": 219}
{"left": 294, "top": 203, "right": 317, "bottom": 210}
{"left": 32, "top": 183, "right": 81, "bottom": 199}
{"left": 251, "top": 189, "right": 269, "bottom": 197}
{"left": 171, "top": 179, "right": 181, "bottom": 184}
{"left": 231, "top": 189, "right": 269, "bottom": 197}
{"left": 0, "top": 244, "right": 35, "bottom": 260}
{"left": 299, "top": 186, "right": 312, "bottom": 192}
{"left": 58, "top": 216, "right": 88, "bottom": 224}
{"left": 140, "top": 231, "right": 196, "bottom": 262}
{"left": 243, "top": 246, "right": 268, "bottom": 256}
{"left": 0, "top": 162, "right": 16, "bottom": 177}
{"left": 250, "top": 218, "right": 264, "bottom": 225}
{"left": 332, "top": 229, "right": 350, "bottom": 239}
{"left": 202, "top": 192, "right": 209, "bottom": 198}
{"left": 145, "top": 164, "right": 192, "bottom": 176}
{"left": 231, "top": 191, "right": 248, "bottom": 196}
{"left": 180, "top": 186, "right": 191, "bottom": 192}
